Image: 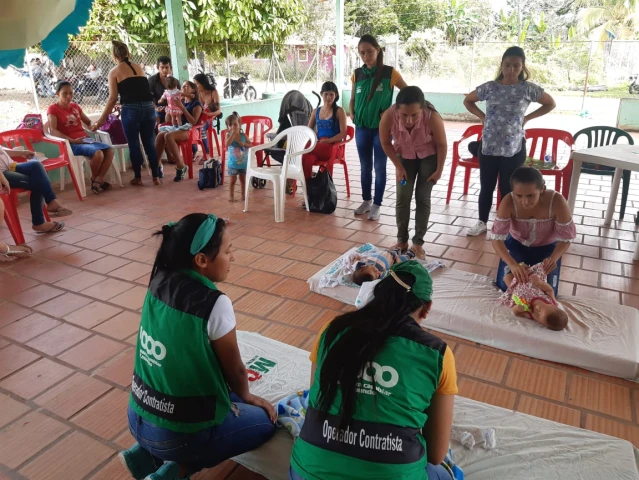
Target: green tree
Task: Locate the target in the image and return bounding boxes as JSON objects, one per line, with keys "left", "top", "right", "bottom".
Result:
{"left": 576, "top": 0, "right": 639, "bottom": 40}
{"left": 73, "top": 0, "right": 306, "bottom": 56}
{"left": 346, "top": 0, "right": 443, "bottom": 40}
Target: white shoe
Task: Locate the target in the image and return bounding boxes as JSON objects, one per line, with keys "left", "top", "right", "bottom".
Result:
{"left": 466, "top": 221, "right": 487, "bottom": 236}
{"left": 354, "top": 200, "right": 372, "bottom": 215}
{"left": 367, "top": 204, "right": 381, "bottom": 221}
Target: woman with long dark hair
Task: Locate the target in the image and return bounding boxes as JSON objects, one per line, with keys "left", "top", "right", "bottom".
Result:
{"left": 302, "top": 81, "right": 347, "bottom": 180}
{"left": 94, "top": 41, "right": 161, "bottom": 186}
{"left": 380, "top": 86, "right": 447, "bottom": 259}
{"left": 463, "top": 46, "right": 556, "bottom": 236}
{"left": 290, "top": 261, "right": 457, "bottom": 480}
{"left": 119, "top": 213, "right": 275, "bottom": 480}
{"left": 154, "top": 81, "right": 203, "bottom": 182}
{"left": 193, "top": 73, "right": 222, "bottom": 157}
{"left": 350, "top": 35, "right": 407, "bottom": 221}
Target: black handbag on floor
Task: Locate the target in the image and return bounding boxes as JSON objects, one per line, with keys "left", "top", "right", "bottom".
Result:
{"left": 198, "top": 159, "right": 222, "bottom": 190}
{"left": 307, "top": 166, "right": 337, "bottom": 214}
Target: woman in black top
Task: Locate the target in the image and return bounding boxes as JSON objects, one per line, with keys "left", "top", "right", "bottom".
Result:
{"left": 94, "top": 41, "right": 161, "bottom": 186}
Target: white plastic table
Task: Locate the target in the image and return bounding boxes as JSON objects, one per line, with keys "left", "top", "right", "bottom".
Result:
{"left": 568, "top": 144, "right": 639, "bottom": 261}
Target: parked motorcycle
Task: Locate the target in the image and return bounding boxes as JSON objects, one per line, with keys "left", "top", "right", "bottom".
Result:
{"left": 223, "top": 72, "right": 257, "bottom": 101}
{"left": 72, "top": 74, "right": 110, "bottom": 104}
{"left": 630, "top": 74, "right": 639, "bottom": 95}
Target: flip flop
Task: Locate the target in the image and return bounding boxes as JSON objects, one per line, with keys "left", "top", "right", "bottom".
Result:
{"left": 409, "top": 245, "right": 426, "bottom": 260}
{"left": 47, "top": 206, "right": 73, "bottom": 218}
{"left": 35, "top": 221, "right": 65, "bottom": 234}
{"left": 0, "top": 243, "right": 33, "bottom": 262}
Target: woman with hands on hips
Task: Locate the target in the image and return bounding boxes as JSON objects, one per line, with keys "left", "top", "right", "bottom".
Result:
{"left": 379, "top": 86, "right": 447, "bottom": 260}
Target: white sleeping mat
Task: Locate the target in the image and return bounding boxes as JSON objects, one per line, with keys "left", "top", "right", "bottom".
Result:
{"left": 235, "top": 331, "right": 639, "bottom": 480}
{"left": 308, "top": 255, "right": 639, "bottom": 380}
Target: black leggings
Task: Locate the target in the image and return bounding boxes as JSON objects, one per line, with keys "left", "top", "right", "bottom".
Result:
{"left": 478, "top": 143, "right": 526, "bottom": 222}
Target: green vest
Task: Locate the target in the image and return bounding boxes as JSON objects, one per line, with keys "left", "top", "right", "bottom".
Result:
{"left": 291, "top": 318, "right": 447, "bottom": 480}
{"left": 353, "top": 65, "right": 395, "bottom": 129}
{"left": 129, "top": 269, "right": 231, "bottom": 433}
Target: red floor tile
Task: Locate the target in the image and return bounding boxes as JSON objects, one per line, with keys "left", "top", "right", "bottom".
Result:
{"left": 27, "top": 323, "right": 92, "bottom": 356}
{"left": 33, "top": 372, "right": 112, "bottom": 419}
{"left": 34, "top": 292, "right": 93, "bottom": 318}
{"left": 71, "top": 389, "right": 130, "bottom": 440}
{"left": 0, "top": 358, "right": 73, "bottom": 399}
{"left": 57, "top": 335, "right": 127, "bottom": 371}
{"left": 64, "top": 301, "right": 123, "bottom": 329}
{"left": 0, "top": 313, "right": 60, "bottom": 343}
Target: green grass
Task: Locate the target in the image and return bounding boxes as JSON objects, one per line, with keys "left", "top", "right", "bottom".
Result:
{"left": 556, "top": 84, "right": 638, "bottom": 99}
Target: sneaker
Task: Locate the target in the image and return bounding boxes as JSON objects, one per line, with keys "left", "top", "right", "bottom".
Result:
{"left": 119, "top": 443, "right": 159, "bottom": 480}
{"left": 174, "top": 165, "right": 188, "bottom": 182}
{"left": 144, "top": 461, "right": 180, "bottom": 480}
{"left": 466, "top": 220, "right": 487, "bottom": 236}
{"left": 367, "top": 204, "right": 381, "bottom": 221}
{"left": 354, "top": 200, "right": 372, "bottom": 215}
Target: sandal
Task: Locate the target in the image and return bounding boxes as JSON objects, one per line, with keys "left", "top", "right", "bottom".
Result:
{"left": 47, "top": 206, "right": 73, "bottom": 218}
{"left": 390, "top": 242, "right": 409, "bottom": 254}
{"left": 130, "top": 178, "right": 143, "bottom": 186}
{"left": 90, "top": 179, "right": 101, "bottom": 195}
{"left": 0, "top": 243, "right": 33, "bottom": 262}
{"left": 100, "top": 182, "right": 112, "bottom": 191}
{"left": 34, "top": 221, "right": 65, "bottom": 234}
{"left": 409, "top": 244, "right": 426, "bottom": 260}
{"left": 153, "top": 177, "right": 161, "bottom": 186}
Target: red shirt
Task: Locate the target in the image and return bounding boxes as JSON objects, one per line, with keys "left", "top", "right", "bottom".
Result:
{"left": 47, "top": 102, "right": 86, "bottom": 139}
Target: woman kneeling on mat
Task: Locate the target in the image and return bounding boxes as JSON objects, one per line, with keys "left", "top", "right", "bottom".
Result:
{"left": 491, "top": 167, "right": 576, "bottom": 296}
{"left": 120, "top": 213, "right": 275, "bottom": 480}
{"left": 290, "top": 261, "right": 458, "bottom": 480}
{"left": 380, "top": 86, "right": 447, "bottom": 260}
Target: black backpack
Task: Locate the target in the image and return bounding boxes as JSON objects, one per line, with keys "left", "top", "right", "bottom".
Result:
{"left": 198, "top": 159, "right": 222, "bottom": 190}
{"left": 306, "top": 166, "right": 337, "bottom": 214}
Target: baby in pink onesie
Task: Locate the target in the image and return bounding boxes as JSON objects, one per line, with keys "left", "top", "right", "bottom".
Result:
{"left": 498, "top": 262, "right": 568, "bottom": 331}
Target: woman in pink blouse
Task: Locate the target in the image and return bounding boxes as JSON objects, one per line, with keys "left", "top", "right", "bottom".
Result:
{"left": 379, "top": 86, "right": 447, "bottom": 259}
{"left": 490, "top": 167, "right": 576, "bottom": 295}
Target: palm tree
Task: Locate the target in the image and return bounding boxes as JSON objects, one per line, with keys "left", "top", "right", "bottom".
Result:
{"left": 576, "top": 0, "right": 639, "bottom": 41}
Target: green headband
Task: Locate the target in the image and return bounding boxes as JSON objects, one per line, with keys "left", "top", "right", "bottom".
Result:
{"left": 389, "top": 260, "right": 433, "bottom": 302}
{"left": 190, "top": 214, "right": 218, "bottom": 255}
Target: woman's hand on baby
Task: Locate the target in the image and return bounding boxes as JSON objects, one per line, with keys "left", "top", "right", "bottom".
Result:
{"left": 542, "top": 257, "right": 557, "bottom": 274}
{"left": 509, "top": 263, "right": 528, "bottom": 284}
{"left": 246, "top": 394, "right": 277, "bottom": 423}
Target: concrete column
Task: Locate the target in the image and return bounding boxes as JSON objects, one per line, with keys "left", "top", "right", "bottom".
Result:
{"left": 335, "top": 0, "right": 345, "bottom": 104}
{"left": 165, "top": 0, "right": 189, "bottom": 83}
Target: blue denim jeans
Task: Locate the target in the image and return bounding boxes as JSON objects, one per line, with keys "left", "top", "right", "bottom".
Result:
{"left": 355, "top": 126, "right": 387, "bottom": 206}
{"left": 495, "top": 235, "right": 562, "bottom": 296}
{"left": 127, "top": 394, "right": 275, "bottom": 474}
{"left": 121, "top": 101, "right": 159, "bottom": 179}
{"left": 289, "top": 462, "right": 452, "bottom": 479}
{"left": 3, "top": 161, "right": 55, "bottom": 226}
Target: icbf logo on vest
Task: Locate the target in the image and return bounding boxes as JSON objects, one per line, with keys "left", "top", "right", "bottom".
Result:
{"left": 357, "top": 362, "right": 399, "bottom": 397}
{"left": 139, "top": 327, "right": 166, "bottom": 367}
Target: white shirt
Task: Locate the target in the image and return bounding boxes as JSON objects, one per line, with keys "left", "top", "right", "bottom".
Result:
{"left": 0, "top": 148, "right": 13, "bottom": 172}
{"left": 206, "top": 294, "right": 236, "bottom": 341}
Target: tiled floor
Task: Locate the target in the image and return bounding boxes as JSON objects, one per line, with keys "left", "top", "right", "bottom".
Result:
{"left": 0, "top": 120, "right": 638, "bottom": 479}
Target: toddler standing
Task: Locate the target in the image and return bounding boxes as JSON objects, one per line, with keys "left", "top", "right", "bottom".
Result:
{"left": 226, "top": 112, "right": 251, "bottom": 202}
{"left": 158, "top": 77, "right": 183, "bottom": 128}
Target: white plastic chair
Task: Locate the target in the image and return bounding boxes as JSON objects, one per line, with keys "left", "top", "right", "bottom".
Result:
{"left": 244, "top": 126, "right": 317, "bottom": 223}
{"left": 86, "top": 113, "right": 152, "bottom": 175}
{"left": 43, "top": 122, "right": 123, "bottom": 197}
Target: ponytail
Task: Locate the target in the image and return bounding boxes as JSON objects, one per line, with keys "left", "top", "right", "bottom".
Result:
{"left": 150, "top": 213, "right": 226, "bottom": 283}
{"left": 316, "top": 271, "right": 428, "bottom": 428}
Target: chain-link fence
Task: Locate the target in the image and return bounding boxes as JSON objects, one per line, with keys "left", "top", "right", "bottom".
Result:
{"left": 1, "top": 38, "right": 638, "bottom": 131}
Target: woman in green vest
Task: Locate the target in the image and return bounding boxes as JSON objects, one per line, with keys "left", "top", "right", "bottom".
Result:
{"left": 350, "top": 34, "right": 407, "bottom": 221}
{"left": 119, "top": 213, "right": 276, "bottom": 480}
{"left": 290, "top": 261, "right": 458, "bottom": 480}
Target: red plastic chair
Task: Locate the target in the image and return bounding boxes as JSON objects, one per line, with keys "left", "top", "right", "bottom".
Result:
{"left": 312, "top": 125, "right": 354, "bottom": 197}
{"left": 0, "top": 128, "right": 84, "bottom": 202}
{"left": 1, "top": 191, "right": 51, "bottom": 245}
{"left": 241, "top": 116, "right": 273, "bottom": 146}
{"left": 446, "top": 125, "right": 501, "bottom": 206}
{"left": 524, "top": 129, "right": 574, "bottom": 199}
{"left": 160, "top": 118, "right": 208, "bottom": 180}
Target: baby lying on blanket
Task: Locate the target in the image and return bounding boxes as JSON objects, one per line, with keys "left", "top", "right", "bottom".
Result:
{"left": 352, "top": 247, "right": 416, "bottom": 285}
{"left": 498, "top": 262, "right": 568, "bottom": 331}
